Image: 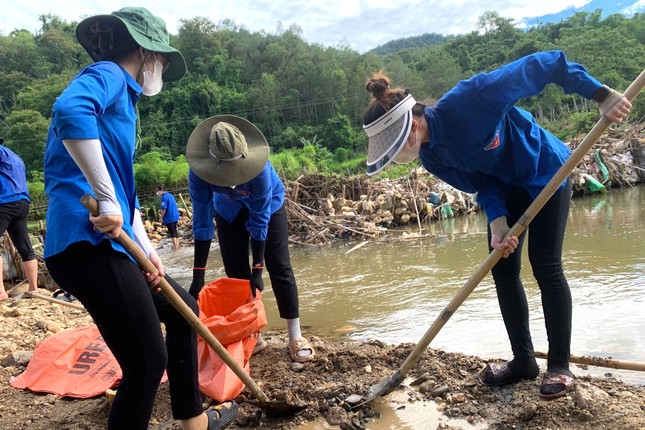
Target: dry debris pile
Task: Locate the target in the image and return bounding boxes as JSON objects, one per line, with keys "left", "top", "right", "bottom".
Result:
{"left": 284, "top": 172, "right": 478, "bottom": 245}
{"left": 569, "top": 123, "right": 645, "bottom": 193}
{"left": 280, "top": 123, "right": 645, "bottom": 245}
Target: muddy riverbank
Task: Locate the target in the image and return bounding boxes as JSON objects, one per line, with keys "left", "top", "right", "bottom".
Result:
{"left": 1, "top": 295, "right": 645, "bottom": 429}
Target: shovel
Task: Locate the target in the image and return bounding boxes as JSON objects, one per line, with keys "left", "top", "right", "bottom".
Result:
{"left": 81, "top": 194, "right": 305, "bottom": 414}
{"left": 362, "top": 69, "right": 645, "bottom": 405}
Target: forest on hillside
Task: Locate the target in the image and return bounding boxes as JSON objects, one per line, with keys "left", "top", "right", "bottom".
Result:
{"left": 0, "top": 9, "right": 643, "bottom": 199}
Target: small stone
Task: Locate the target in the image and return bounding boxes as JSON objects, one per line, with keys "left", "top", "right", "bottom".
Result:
{"left": 290, "top": 362, "right": 305, "bottom": 372}
{"left": 518, "top": 403, "right": 538, "bottom": 421}
{"left": 430, "top": 384, "right": 450, "bottom": 398}
{"left": 344, "top": 394, "right": 363, "bottom": 406}
{"left": 450, "top": 393, "right": 466, "bottom": 404}
{"left": 326, "top": 405, "right": 348, "bottom": 426}
{"left": 46, "top": 321, "right": 62, "bottom": 333}
{"left": 1, "top": 350, "right": 32, "bottom": 367}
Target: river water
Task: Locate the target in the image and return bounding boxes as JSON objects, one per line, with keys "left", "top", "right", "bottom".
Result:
{"left": 159, "top": 185, "right": 645, "bottom": 427}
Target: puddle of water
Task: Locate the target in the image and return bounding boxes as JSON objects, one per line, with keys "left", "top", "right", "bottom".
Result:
{"left": 297, "top": 390, "right": 485, "bottom": 430}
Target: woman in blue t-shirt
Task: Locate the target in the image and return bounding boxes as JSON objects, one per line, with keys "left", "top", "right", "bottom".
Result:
{"left": 186, "top": 115, "right": 315, "bottom": 363}
{"left": 361, "top": 51, "right": 631, "bottom": 400}
{"left": 43, "top": 7, "right": 236, "bottom": 430}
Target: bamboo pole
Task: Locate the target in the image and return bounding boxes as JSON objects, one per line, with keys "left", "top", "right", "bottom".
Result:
{"left": 178, "top": 193, "right": 192, "bottom": 220}
{"left": 24, "top": 292, "right": 86, "bottom": 311}
{"left": 535, "top": 351, "right": 645, "bottom": 372}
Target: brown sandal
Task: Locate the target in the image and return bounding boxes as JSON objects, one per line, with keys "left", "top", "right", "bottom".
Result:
{"left": 539, "top": 372, "right": 574, "bottom": 400}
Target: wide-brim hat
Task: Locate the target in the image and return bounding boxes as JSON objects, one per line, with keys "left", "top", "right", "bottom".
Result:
{"left": 75, "top": 7, "right": 186, "bottom": 82}
{"left": 186, "top": 115, "right": 270, "bottom": 187}
{"left": 363, "top": 94, "right": 416, "bottom": 176}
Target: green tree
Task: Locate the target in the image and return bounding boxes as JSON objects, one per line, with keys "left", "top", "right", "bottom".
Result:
{"left": 4, "top": 109, "right": 49, "bottom": 176}
{"left": 17, "top": 71, "right": 75, "bottom": 118}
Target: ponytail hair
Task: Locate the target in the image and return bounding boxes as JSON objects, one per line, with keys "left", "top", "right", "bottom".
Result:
{"left": 363, "top": 71, "right": 417, "bottom": 125}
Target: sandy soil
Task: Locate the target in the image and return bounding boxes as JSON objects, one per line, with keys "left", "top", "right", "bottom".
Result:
{"left": 1, "top": 290, "right": 644, "bottom": 430}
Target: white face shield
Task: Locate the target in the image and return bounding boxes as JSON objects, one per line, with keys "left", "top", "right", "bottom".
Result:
{"left": 363, "top": 94, "right": 416, "bottom": 176}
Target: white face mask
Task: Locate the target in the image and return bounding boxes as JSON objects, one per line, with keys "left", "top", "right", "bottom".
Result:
{"left": 141, "top": 54, "right": 163, "bottom": 96}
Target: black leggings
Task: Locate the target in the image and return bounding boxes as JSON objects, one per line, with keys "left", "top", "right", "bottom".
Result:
{"left": 215, "top": 204, "right": 299, "bottom": 319}
{"left": 46, "top": 241, "right": 202, "bottom": 430}
{"left": 488, "top": 180, "right": 573, "bottom": 370}
{"left": 0, "top": 199, "right": 36, "bottom": 261}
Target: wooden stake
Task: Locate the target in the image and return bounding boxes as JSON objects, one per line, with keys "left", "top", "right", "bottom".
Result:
{"left": 178, "top": 193, "right": 192, "bottom": 219}
{"left": 535, "top": 351, "right": 645, "bottom": 372}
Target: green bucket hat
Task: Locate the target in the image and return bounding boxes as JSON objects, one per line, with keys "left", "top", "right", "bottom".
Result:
{"left": 75, "top": 6, "right": 186, "bottom": 82}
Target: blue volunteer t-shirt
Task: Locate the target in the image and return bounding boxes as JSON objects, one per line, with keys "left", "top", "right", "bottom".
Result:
{"left": 189, "top": 161, "right": 285, "bottom": 241}
{"left": 44, "top": 61, "right": 142, "bottom": 259}
{"left": 0, "top": 145, "right": 30, "bottom": 204}
{"left": 419, "top": 50, "right": 603, "bottom": 222}
{"left": 160, "top": 192, "right": 180, "bottom": 224}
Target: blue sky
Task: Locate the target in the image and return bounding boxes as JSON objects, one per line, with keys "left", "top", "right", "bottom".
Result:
{"left": 1, "top": 0, "right": 643, "bottom": 53}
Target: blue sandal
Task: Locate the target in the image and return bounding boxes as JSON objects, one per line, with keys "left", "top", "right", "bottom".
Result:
{"left": 205, "top": 401, "right": 238, "bottom": 430}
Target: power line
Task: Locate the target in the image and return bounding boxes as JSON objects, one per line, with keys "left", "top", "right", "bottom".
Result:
{"left": 4, "top": 90, "right": 372, "bottom": 145}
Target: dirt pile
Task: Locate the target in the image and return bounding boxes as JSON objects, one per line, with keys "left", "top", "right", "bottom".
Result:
{"left": 1, "top": 294, "right": 644, "bottom": 429}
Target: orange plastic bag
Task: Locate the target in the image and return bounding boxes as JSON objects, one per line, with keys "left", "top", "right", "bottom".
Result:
{"left": 11, "top": 326, "right": 122, "bottom": 398}
{"left": 197, "top": 278, "right": 267, "bottom": 402}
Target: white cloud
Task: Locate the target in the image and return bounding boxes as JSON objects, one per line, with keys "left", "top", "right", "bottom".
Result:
{"left": 623, "top": 0, "right": 645, "bottom": 14}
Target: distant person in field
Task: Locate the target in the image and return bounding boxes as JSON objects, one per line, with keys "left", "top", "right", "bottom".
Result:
{"left": 361, "top": 50, "right": 631, "bottom": 400}
{"left": 156, "top": 184, "right": 180, "bottom": 250}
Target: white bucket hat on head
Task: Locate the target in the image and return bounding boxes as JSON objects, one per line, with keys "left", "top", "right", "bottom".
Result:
{"left": 363, "top": 94, "right": 416, "bottom": 176}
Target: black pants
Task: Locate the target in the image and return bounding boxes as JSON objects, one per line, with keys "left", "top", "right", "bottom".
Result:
{"left": 46, "top": 241, "right": 202, "bottom": 430}
{"left": 215, "top": 204, "right": 299, "bottom": 319}
{"left": 488, "top": 180, "right": 573, "bottom": 370}
{"left": 0, "top": 199, "right": 36, "bottom": 261}
{"left": 165, "top": 221, "right": 178, "bottom": 238}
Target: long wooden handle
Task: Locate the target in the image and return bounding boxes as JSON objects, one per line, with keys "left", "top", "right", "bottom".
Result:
{"left": 392, "top": 69, "right": 645, "bottom": 382}
{"left": 25, "top": 292, "right": 86, "bottom": 311}
{"left": 535, "top": 351, "right": 645, "bottom": 372}
{"left": 81, "top": 194, "right": 270, "bottom": 403}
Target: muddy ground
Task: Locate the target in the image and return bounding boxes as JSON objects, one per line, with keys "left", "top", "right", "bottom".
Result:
{"left": 1, "top": 290, "right": 644, "bottom": 430}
